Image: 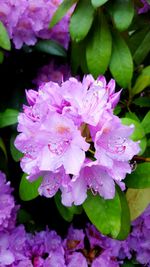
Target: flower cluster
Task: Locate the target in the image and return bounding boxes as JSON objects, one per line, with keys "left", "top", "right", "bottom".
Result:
{"left": 15, "top": 75, "right": 140, "bottom": 206}
{"left": 0, "top": 169, "right": 150, "bottom": 266}
{"left": 0, "top": 0, "right": 72, "bottom": 49}
{"left": 1, "top": 206, "right": 150, "bottom": 266}
{"left": 0, "top": 171, "right": 17, "bottom": 232}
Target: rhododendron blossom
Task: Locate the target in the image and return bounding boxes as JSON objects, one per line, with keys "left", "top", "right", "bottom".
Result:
{"left": 15, "top": 75, "right": 140, "bottom": 206}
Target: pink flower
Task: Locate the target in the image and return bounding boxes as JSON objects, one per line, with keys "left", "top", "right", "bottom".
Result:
{"left": 93, "top": 114, "right": 140, "bottom": 181}
{"left": 15, "top": 74, "right": 140, "bottom": 205}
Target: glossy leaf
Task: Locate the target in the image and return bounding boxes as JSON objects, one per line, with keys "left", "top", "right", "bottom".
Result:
{"left": 0, "top": 21, "right": 11, "bottom": 50}
{"left": 116, "top": 186, "right": 130, "bottom": 240}
{"left": 49, "top": 0, "right": 78, "bottom": 28}
{"left": 131, "top": 66, "right": 150, "bottom": 96}
{"left": 110, "top": 0, "right": 134, "bottom": 31}
{"left": 109, "top": 31, "right": 133, "bottom": 88}
{"left": 121, "top": 118, "right": 145, "bottom": 141}
{"left": 19, "top": 174, "right": 42, "bottom": 201}
{"left": 70, "top": 0, "right": 95, "bottom": 42}
{"left": 125, "top": 163, "right": 150, "bottom": 189}
{"left": 91, "top": 0, "right": 109, "bottom": 7}
{"left": 71, "top": 41, "right": 88, "bottom": 74}
{"left": 83, "top": 191, "right": 122, "bottom": 239}
{"left": 139, "top": 137, "right": 147, "bottom": 155}
{"left": 86, "top": 12, "right": 112, "bottom": 77}
{"left": 133, "top": 30, "right": 150, "bottom": 64}
{"left": 34, "top": 40, "right": 67, "bottom": 57}
{"left": 10, "top": 135, "right": 23, "bottom": 162}
{"left": 129, "top": 26, "right": 150, "bottom": 53}
{"left": 125, "top": 111, "right": 140, "bottom": 122}
{"left": 141, "top": 111, "right": 150, "bottom": 134}
{"left": 126, "top": 188, "right": 150, "bottom": 221}
{"left": 0, "top": 109, "right": 19, "bottom": 128}
{"left": 54, "top": 192, "right": 82, "bottom": 222}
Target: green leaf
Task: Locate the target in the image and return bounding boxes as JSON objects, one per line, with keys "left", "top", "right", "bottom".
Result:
{"left": 114, "top": 105, "right": 121, "bottom": 115}
{"left": 71, "top": 41, "right": 81, "bottom": 73}
{"left": 0, "top": 50, "right": 4, "bottom": 63}
{"left": 116, "top": 186, "right": 130, "bottom": 240}
{"left": 19, "top": 174, "right": 42, "bottom": 201}
{"left": 129, "top": 27, "right": 149, "bottom": 53}
{"left": 70, "top": 0, "right": 95, "bottom": 42}
{"left": 0, "top": 137, "right": 7, "bottom": 160}
{"left": 49, "top": 0, "right": 78, "bottom": 28}
{"left": 125, "top": 111, "right": 140, "bottom": 122}
{"left": 54, "top": 192, "right": 82, "bottom": 222}
{"left": 141, "top": 111, "right": 150, "bottom": 134}
{"left": 133, "top": 30, "right": 150, "bottom": 65}
{"left": 133, "top": 96, "right": 150, "bottom": 107}
{"left": 0, "top": 21, "right": 11, "bottom": 50}
{"left": 125, "top": 163, "right": 150, "bottom": 189}
{"left": 0, "top": 109, "right": 19, "bottom": 128}
{"left": 91, "top": 0, "right": 109, "bottom": 7}
{"left": 34, "top": 40, "right": 67, "bottom": 57}
{"left": 71, "top": 41, "right": 89, "bottom": 74}
{"left": 139, "top": 137, "right": 147, "bottom": 155}
{"left": 86, "top": 12, "right": 112, "bottom": 77}
{"left": 10, "top": 134, "right": 23, "bottom": 162}
{"left": 110, "top": 0, "right": 134, "bottom": 31}
{"left": 131, "top": 66, "right": 150, "bottom": 96}
{"left": 109, "top": 30, "right": 133, "bottom": 88}
{"left": 121, "top": 118, "right": 145, "bottom": 141}
{"left": 126, "top": 188, "right": 150, "bottom": 221}
{"left": 83, "top": 191, "right": 122, "bottom": 239}
{"left": 129, "top": 26, "right": 150, "bottom": 64}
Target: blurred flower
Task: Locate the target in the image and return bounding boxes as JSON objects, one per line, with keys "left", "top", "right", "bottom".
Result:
{"left": 33, "top": 61, "right": 71, "bottom": 86}
{"left": 138, "top": 0, "right": 150, "bottom": 13}
{"left": 0, "top": 0, "right": 72, "bottom": 49}
{"left": 0, "top": 171, "right": 18, "bottom": 232}
{"left": 129, "top": 205, "right": 150, "bottom": 266}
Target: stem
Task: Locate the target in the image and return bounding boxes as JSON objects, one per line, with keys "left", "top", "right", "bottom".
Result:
{"left": 133, "top": 156, "right": 150, "bottom": 162}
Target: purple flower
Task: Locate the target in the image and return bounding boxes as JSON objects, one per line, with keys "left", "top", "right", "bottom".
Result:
{"left": 128, "top": 205, "right": 150, "bottom": 266}
{"left": 92, "top": 250, "right": 119, "bottom": 267}
{"left": 0, "top": 226, "right": 29, "bottom": 266}
{"left": 33, "top": 61, "right": 71, "bottom": 87}
{"left": 63, "top": 226, "right": 85, "bottom": 253}
{"left": 66, "top": 252, "right": 88, "bottom": 267}
{"left": 0, "top": 171, "right": 17, "bottom": 232}
{"left": 0, "top": 0, "right": 72, "bottom": 49}
{"left": 0, "top": 226, "right": 66, "bottom": 267}
{"left": 138, "top": 0, "right": 150, "bottom": 13}
{"left": 93, "top": 113, "right": 140, "bottom": 181}
{"left": 15, "top": 74, "right": 140, "bottom": 205}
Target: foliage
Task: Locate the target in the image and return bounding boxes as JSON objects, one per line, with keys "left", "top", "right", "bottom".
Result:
{"left": 0, "top": 1, "right": 150, "bottom": 266}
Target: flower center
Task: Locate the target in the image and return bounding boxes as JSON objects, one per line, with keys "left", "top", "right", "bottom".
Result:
{"left": 107, "top": 137, "right": 126, "bottom": 154}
